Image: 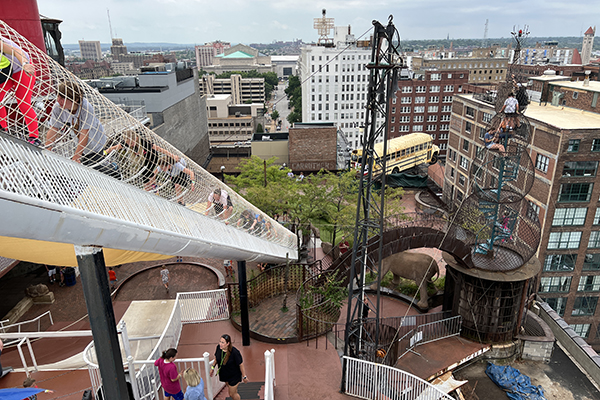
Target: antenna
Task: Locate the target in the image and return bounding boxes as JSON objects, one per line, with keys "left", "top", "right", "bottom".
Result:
{"left": 482, "top": 18, "right": 489, "bottom": 48}
{"left": 107, "top": 9, "right": 114, "bottom": 40}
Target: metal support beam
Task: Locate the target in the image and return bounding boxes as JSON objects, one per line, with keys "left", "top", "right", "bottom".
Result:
{"left": 76, "top": 245, "right": 129, "bottom": 400}
{"left": 237, "top": 260, "right": 250, "bottom": 346}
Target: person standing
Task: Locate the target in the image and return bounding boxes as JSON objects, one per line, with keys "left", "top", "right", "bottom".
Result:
{"left": 0, "top": 37, "right": 40, "bottom": 145}
{"left": 154, "top": 348, "right": 184, "bottom": 400}
{"left": 210, "top": 334, "right": 248, "bottom": 400}
{"left": 161, "top": 266, "right": 170, "bottom": 291}
{"left": 183, "top": 368, "right": 206, "bottom": 400}
{"left": 44, "top": 264, "right": 57, "bottom": 284}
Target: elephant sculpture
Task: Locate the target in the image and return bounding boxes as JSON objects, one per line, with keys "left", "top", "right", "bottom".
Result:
{"left": 370, "top": 251, "right": 439, "bottom": 309}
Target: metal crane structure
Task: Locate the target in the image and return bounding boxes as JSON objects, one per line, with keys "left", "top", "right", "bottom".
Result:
{"left": 341, "top": 16, "right": 403, "bottom": 380}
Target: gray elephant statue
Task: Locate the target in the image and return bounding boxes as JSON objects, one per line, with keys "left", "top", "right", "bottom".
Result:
{"left": 370, "top": 251, "right": 439, "bottom": 309}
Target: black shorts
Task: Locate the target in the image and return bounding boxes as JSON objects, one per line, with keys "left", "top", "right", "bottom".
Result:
{"left": 0, "top": 64, "right": 12, "bottom": 84}
{"left": 171, "top": 171, "right": 190, "bottom": 188}
{"left": 214, "top": 196, "right": 233, "bottom": 214}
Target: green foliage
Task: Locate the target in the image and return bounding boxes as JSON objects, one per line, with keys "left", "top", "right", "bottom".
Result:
{"left": 285, "top": 75, "right": 302, "bottom": 124}
{"left": 271, "top": 110, "right": 279, "bottom": 121}
{"left": 256, "top": 123, "right": 264, "bottom": 133}
{"left": 313, "top": 271, "right": 348, "bottom": 308}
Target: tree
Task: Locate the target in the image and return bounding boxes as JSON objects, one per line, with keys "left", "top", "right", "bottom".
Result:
{"left": 256, "top": 123, "right": 264, "bottom": 133}
{"left": 271, "top": 110, "right": 279, "bottom": 121}
{"left": 285, "top": 75, "right": 302, "bottom": 125}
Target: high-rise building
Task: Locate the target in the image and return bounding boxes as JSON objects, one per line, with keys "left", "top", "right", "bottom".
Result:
{"left": 78, "top": 40, "right": 102, "bottom": 61}
{"left": 582, "top": 27, "right": 596, "bottom": 66}
{"left": 389, "top": 69, "right": 469, "bottom": 158}
{"left": 444, "top": 78, "right": 600, "bottom": 349}
{"left": 110, "top": 38, "right": 127, "bottom": 58}
{"left": 299, "top": 24, "right": 372, "bottom": 150}
{"left": 195, "top": 41, "right": 231, "bottom": 68}
{"left": 200, "top": 74, "right": 265, "bottom": 104}
{"left": 421, "top": 57, "right": 508, "bottom": 86}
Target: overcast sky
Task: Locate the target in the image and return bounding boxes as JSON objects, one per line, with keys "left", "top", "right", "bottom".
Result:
{"left": 38, "top": 0, "right": 599, "bottom": 45}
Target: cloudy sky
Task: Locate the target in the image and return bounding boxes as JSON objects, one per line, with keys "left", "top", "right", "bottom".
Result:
{"left": 38, "top": 0, "right": 599, "bottom": 45}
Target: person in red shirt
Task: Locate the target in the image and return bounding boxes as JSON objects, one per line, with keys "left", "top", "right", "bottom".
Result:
{"left": 154, "top": 348, "right": 183, "bottom": 400}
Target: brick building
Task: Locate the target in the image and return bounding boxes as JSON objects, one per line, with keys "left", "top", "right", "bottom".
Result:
{"left": 389, "top": 69, "right": 469, "bottom": 158}
{"left": 422, "top": 57, "right": 508, "bottom": 86}
{"left": 444, "top": 93, "right": 600, "bottom": 349}
{"left": 288, "top": 123, "right": 342, "bottom": 172}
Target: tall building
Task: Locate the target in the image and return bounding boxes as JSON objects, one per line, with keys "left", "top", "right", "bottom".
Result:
{"left": 205, "top": 94, "right": 260, "bottom": 146}
{"left": 195, "top": 41, "right": 231, "bottom": 68}
{"left": 202, "top": 44, "right": 273, "bottom": 75}
{"left": 110, "top": 38, "right": 127, "bottom": 58}
{"left": 78, "top": 40, "right": 102, "bottom": 61}
{"left": 444, "top": 80, "right": 600, "bottom": 349}
{"left": 200, "top": 74, "right": 265, "bottom": 104}
{"left": 582, "top": 27, "right": 596, "bottom": 66}
{"left": 422, "top": 57, "right": 508, "bottom": 86}
{"left": 299, "top": 24, "right": 372, "bottom": 150}
{"left": 389, "top": 69, "right": 469, "bottom": 158}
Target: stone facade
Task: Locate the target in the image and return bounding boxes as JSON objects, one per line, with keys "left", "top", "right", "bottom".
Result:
{"left": 288, "top": 124, "right": 338, "bottom": 172}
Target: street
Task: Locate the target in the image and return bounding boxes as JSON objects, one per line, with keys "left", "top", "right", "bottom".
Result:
{"left": 268, "top": 79, "right": 290, "bottom": 132}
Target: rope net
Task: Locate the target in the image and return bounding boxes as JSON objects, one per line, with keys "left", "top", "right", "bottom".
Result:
{"left": 0, "top": 20, "right": 296, "bottom": 251}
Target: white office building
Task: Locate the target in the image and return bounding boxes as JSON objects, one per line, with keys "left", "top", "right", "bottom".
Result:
{"left": 299, "top": 26, "right": 384, "bottom": 150}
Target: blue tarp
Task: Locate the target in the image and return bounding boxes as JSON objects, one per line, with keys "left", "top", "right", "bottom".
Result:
{"left": 0, "top": 388, "right": 47, "bottom": 400}
{"left": 486, "top": 363, "right": 547, "bottom": 400}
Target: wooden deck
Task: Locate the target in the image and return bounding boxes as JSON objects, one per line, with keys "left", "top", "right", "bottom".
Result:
{"left": 232, "top": 293, "right": 298, "bottom": 341}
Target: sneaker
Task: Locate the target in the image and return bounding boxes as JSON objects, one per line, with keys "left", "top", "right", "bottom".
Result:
{"left": 28, "top": 137, "right": 41, "bottom": 146}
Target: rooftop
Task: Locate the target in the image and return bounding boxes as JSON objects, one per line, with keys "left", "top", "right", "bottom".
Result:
{"left": 217, "top": 51, "right": 254, "bottom": 59}
{"left": 464, "top": 94, "right": 600, "bottom": 129}
{"left": 550, "top": 79, "right": 600, "bottom": 94}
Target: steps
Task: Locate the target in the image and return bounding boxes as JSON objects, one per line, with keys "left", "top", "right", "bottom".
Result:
{"left": 215, "top": 381, "right": 265, "bottom": 400}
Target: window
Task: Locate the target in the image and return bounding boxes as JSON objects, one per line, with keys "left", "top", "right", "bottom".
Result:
{"left": 429, "top": 96, "right": 439, "bottom": 103}
{"left": 572, "top": 297, "right": 598, "bottom": 316}
{"left": 578, "top": 276, "right": 600, "bottom": 292}
{"left": 592, "top": 139, "right": 600, "bottom": 152}
{"left": 573, "top": 92, "right": 579, "bottom": 100}
{"left": 443, "top": 96, "right": 453, "bottom": 103}
{"left": 440, "top": 115, "right": 451, "bottom": 122}
{"left": 444, "top": 85, "right": 454, "bottom": 92}
{"left": 535, "top": 154, "right": 549, "bottom": 173}
{"left": 465, "top": 121, "right": 472, "bottom": 133}
{"left": 400, "top": 106, "right": 411, "bottom": 113}
{"left": 442, "top": 105, "right": 452, "bottom": 112}
{"left": 459, "top": 155, "right": 469, "bottom": 170}
{"left": 399, "top": 125, "right": 410, "bottom": 132}
{"left": 559, "top": 183, "right": 593, "bottom": 202}
{"left": 594, "top": 209, "right": 600, "bottom": 225}
{"left": 568, "top": 139, "right": 580, "bottom": 152}
{"left": 584, "top": 254, "right": 600, "bottom": 271}
{"left": 401, "top": 86, "right": 413, "bottom": 93}
{"left": 590, "top": 231, "right": 600, "bottom": 248}
{"left": 416, "top": 86, "right": 426, "bottom": 93}
{"left": 458, "top": 174, "right": 466, "bottom": 186}
{"left": 429, "top": 85, "right": 440, "bottom": 92}
{"left": 431, "top": 73, "right": 441, "bottom": 81}
{"left": 426, "top": 125, "right": 437, "bottom": 131}
{"left": 428, "top": 106, "right": 439, "bottom": 113}
{"left": 466, "top": 106, "right": 475, "bottom": 118}
{"left": 552, "top": 208, "right": 587, "bottom": 226}
{"left": 415, "top": 96, "right": 425, "bottom": 104}
{"left": 479, "top": 127, "right": 486, "bottom": 140}
{"left": 413, "top": 115, "right": 424, "bottom": 122}
{"left": 412, "top": 125, "right": 423, "bottom": 132}
{"left": 547, "top": 231, "right": 582, "bottom": 249}
{"left": 462, "top": 139, "right": 469, "bottom": 152}
{"left": 456, "top": 190, "right": 463, "bottom": 202}
{"left": 440, "top": 124, "right": 450, "bottom": 131}
{"left": 544, "top": 254, "right": 577, "bottom": 271}
{"left": 427, "top": 115, "right": 438, "bottom": 122}
{"left": 570, "top": 324, "right": 591, "bottom": 338}
{"left": 539, "top": 276, "right": 572, "bottom": 293}
{"left": 545, "top": 297, "right": 567, "bottom": 317}
{"left": 401, "top": 97, "right": 412, "bottom": 104}
{"left": 563, "top": 161, "right": 598, "bottom": 177}
{"left": 450, "top": 167, "right": 455, "bottom": 178}
{"left": 482, "top": 112, "right": 493, "bottom": 123}
{"left": 400, "top": 116, "right": 410, "bottom": 123}
{"left": 414, "top": 106, "right": 425, "bottom": 113}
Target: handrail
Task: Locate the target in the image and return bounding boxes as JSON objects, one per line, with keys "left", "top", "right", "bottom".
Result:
{"left": 0, "top": 310, "right": 54, "bottom": 337}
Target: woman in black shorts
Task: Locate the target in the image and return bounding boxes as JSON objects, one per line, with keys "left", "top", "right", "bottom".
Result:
{"left": 210, "top": 334, "right": 248, "bottom": 400}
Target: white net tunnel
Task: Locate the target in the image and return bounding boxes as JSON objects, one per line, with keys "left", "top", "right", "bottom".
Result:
{"left": 0, "top": 20, "right": 297, "bottom": 266}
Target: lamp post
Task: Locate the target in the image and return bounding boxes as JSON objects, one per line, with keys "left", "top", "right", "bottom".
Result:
{"left": 220, "top": 165, "right": 225, "bottom": 183}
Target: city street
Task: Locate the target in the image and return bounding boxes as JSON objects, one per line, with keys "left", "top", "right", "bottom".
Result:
{"left": 268, "top": 79, "right": 290, "bottom": 132}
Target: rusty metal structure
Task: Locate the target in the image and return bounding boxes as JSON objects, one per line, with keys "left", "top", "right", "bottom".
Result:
{"left": 445, "top": 26, "right": 542, "bottom": 343}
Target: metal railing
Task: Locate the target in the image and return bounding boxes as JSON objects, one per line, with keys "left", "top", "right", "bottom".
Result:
{"left": 178, "top": 289, "right": 229, "bottom": 324}
{"left": 0, "top": 311, "right": 53, "bottom": 337}
{"left": 397, "top": 316, "right": 462, "bottom": 360}
{"left": 342, "top": 356, "right": 454, "bottom": 400}
{"left": 264, "top": 349, "right": 276, "bottom": 400}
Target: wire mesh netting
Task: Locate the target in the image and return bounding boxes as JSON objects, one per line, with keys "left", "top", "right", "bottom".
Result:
{"left": 0, "top": 20, "right": 296, "bottom": 252}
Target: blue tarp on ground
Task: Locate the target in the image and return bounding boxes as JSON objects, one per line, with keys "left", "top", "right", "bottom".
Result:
{"left": 485, "top": 363, "right": 547, "bottom": 400}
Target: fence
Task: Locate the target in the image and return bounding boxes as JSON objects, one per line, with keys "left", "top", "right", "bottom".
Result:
{"left": 397, "top": 315, "right": 462, "bottom": 360}
{"left": 342, "top": 356, "right": 454, "bottom": 400}
{"left": 0, "top": 311, "right": 53, "bottom": 345}
{"left": 264, "top": 349, "right": 276, "bottom": 400}
{"left": 86, "top": 289, "right": 230, "bottom": 400}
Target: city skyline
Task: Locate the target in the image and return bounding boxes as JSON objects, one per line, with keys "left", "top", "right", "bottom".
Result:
{"left": 40, "top": 0, "right": 599, "bottom": 46}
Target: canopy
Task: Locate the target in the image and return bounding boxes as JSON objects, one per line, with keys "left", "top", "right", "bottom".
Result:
{"left": 0, "top": 388, "right": 48, "bottom": 400}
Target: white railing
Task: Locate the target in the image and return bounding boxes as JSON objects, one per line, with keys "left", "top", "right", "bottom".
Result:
{"left": 0, "top": 311, "right": 53, "bottom": 339}
{"left": 86, "top": 289, "right": 230, "bottom": 399}
{"left": 264, "top": 349, "right": 276, "bottom": 400}
{"left": 178, "top": 289, "right": 229, "bottom": 324}
{"left": 343, "top": 356, "right": 454, "bottom": 400}
{"left": 397, "top": 316, "right": 462, "bottom": 360}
